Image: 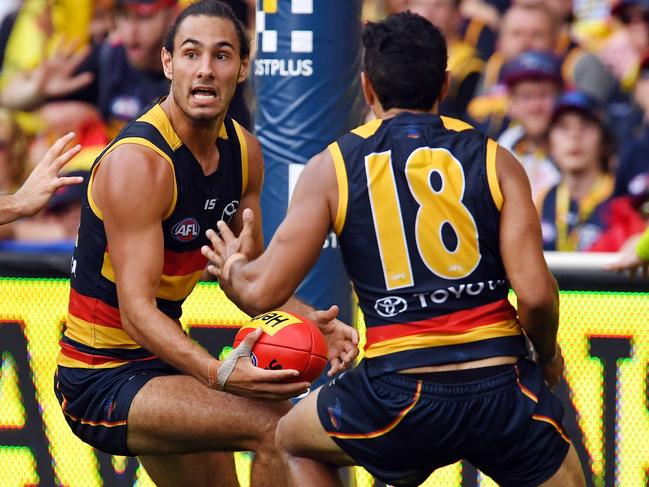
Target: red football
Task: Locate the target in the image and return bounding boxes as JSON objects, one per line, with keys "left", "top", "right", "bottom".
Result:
{"left": 233, "top": 310, "right": 328, "bottom": 382}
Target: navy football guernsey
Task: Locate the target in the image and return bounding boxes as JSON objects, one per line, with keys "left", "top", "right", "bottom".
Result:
{"left": 58, "top": 103, "right": 248, "bottom": 369}
{"left": 329, "top": 113, "right": 526, "bottom": 373}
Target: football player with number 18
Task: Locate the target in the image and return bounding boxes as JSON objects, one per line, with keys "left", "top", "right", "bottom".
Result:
{"left": 204, "top": 11, "right": 585, "bottom": 487}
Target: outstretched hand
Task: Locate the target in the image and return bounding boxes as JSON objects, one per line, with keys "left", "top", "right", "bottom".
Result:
{"left": 202, "top": 207, "right": 256, "bottom": 281}
{"left": 13, "top": 132, "right": 83, "bottom": 218}
{"left": 3, "top": 40, "right": 94, "bottom": 111}
{"left": 310, "top": 305, "right": 359, "bottom": 376}
{"left": 221, "top": 328, "right": 310, "bottom": 400}
{"left": 31, "top": 41, "right": 94, "bottom": 105}
{"left": 201, "top": 210, "right": 360, "bottom": 376}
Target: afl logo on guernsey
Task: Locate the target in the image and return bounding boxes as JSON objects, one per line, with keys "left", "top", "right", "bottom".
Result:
{"left": 172, "top": 218, "right": 200, "bottom": 242}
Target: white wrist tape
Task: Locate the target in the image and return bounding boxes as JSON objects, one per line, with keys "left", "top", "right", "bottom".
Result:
{"left": 217, "top": 340, "right": 253, "bottom": 391}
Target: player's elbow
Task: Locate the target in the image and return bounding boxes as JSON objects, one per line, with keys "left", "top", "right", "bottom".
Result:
{"left": 241, "top": 280, "right": 291, "bottom": 314}
{"left": 118, "top": 299, "right": 152, "bottom": 343}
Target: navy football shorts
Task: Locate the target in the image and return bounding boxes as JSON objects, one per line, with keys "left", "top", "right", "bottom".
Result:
{"left": 317, "top": 358, "right": 570, "bottom": 486}
{"left": 54, "top": 358, "right": 180, "bottom": 456}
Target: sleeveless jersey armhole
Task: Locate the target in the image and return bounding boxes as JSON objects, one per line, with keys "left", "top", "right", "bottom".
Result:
{"left": 486, "top": 139, "right": 503, "bottom": 210}
{"left": 232, "top": 120, "right": 249, "bottom": 196}
{"left": 328, "top": 141, "right": 348, "bottom": 235}
{"left": 87, "top": 137, "right": 178, "bottom": 221}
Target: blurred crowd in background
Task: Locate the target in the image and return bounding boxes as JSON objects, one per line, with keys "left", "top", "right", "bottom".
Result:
{"left": 0, "top": 0, "right": 647, "bottom": 257}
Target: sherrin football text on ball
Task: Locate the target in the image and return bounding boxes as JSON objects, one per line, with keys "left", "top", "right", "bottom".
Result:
{"left": 233, "top": 310, "right": 328, "bottom": 382}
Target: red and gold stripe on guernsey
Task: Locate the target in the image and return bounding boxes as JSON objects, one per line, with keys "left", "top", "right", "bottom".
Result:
{"left": 328, "top": 381, "right": 422, "bottom": 439}
{"left": 65, "top": 289, "right": 138, "bottom": 349}
{"left": 364, "top": 299, "right": 520, "bottom": 358}
{"left": 57, "top": 343, "right": 141, "bottom": 369}
{"left": 58, "top": 289, "right": 143, "bottom": 368}
{"left": 100, "top": 247, "right": 207, "bottom": 302}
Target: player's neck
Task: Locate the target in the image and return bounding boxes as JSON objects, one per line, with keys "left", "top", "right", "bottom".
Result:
{"left": 161, "top": 96, "right": 223, "bottom": 174}
{"left": 377, "top": 106, "right": 438, "bottom": 120}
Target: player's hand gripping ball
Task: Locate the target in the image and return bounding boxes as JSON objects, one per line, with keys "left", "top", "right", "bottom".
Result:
{"left": 233, "top": 311, "right": 328, "bottom": 382}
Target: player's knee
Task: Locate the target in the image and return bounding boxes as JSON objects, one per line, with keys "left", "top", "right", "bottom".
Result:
{"left": 274, "top": 414, "right": 295, "bottom": 458}
{"left": 251, "top": 419, "right": 278, "bottom": 455}
{"left": 249, "top": 402, "right": 291, "bottom": 454}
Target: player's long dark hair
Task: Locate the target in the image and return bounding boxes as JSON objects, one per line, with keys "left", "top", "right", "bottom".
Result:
{"left": 363, "top": 12, "right": 448, "bottom": 111}
{"left": 164, "top": 0, "right": 250, "bottom": 59}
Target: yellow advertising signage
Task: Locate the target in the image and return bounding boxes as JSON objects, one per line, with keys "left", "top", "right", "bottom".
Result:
{"left": 0, "top": 278, "right": 648, "bottom": 486}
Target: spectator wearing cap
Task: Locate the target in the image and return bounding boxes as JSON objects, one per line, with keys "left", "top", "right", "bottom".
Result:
{"left": 468, "top": 4, "right": 558, "bottom": 135}
{"left": 538, "top": 91, "right": 616, "bottom": 251}
{"left": 498, "top": 51, "right": 563, "bottom": 202}
{"left": 409, "top": 0, "right": 485, "bottom": 119}
{"left": 614, "top": 53, "right": 649, "bottom": 199}
{"left": 469, "top": 3, "right": 615, "bottom": 128}
{"left": 476, "top": 4, "right": 557, "bottom": 96}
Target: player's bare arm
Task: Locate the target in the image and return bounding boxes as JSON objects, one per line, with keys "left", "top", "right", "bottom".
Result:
{"left": 0, "top": 132, "right": 83, "bottom": 225}
{"left": 496, "top": 145, "right": 563, "bottom": 387}
{"left": 205, "top": 147, "right": 335, "bottom": 309}
{"left": 215, "top": 131, "right": 324, "bottom": 314}
{"left": 203, "top": 145, "right": 359, "bottom": 374}
{"left": 95, "top": 143, "right": 308, "bottom": 400}
{"left": 216, "top": 130, "right": 268, "bottom": 309}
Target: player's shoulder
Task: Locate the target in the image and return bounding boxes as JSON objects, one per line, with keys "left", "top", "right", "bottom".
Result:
{"left": 230, "top": 118, "right": 261, "bottom": 153}
{"left": 103, "top": 141, "right": 172, "bottom": 178}
{"left": 439, "top": 116, "right": 477, "bottom": 133}
{"left": 117, "top": 104, "right": 178, "bottom": 149}
{"left": 102, "top": 105, "right": 177, "bottom": 176}
{"left": 438, "top": 116, "right": 490, "bottom": 154}
{"left": 331, "top": 118, "right": 384, "bottom": 155}
{"left": 441, "top": 116, "right": 493, "bottom": 154}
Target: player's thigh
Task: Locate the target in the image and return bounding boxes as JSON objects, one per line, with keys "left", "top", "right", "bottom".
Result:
{"left": 276, "top": 387, "right": 354, "bottom": 466}
{"left": 127, "top": 374, "right": 292, "bottom": 455}
{"left": 138, "top": 451, "right": 238, "bottom": 487}
{"left": 540, "top": 445, "right": 586, "bottom": 487}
